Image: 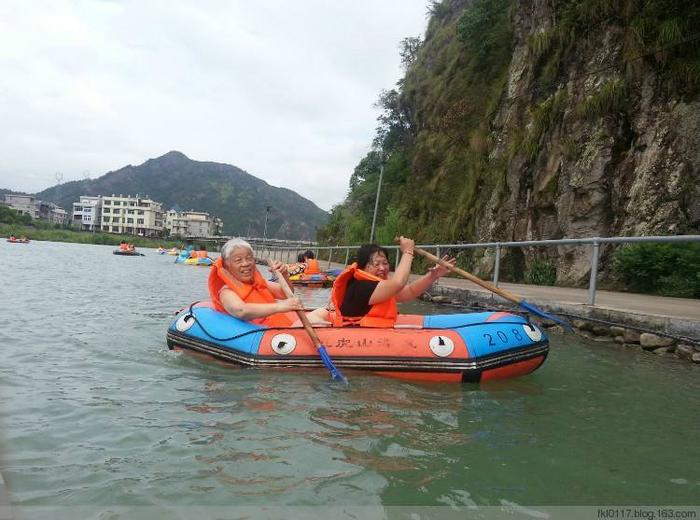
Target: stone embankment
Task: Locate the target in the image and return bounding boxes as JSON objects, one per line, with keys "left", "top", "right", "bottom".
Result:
{"left": 424, "top": 286, "right": 700, "bottom": 365}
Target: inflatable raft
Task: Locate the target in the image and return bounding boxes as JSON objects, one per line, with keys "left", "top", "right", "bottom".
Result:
{"left": 113, "top": 250, "right": 143, "bottom": 256}
{"left": 175, "top": 256, "right": 213, "bottom": 266}
{"left": 288, "top": 272, "right": 334, "bottom": 287}
{"left": 166, "top": 302, "right": 549, "bottom": 383}
{"left": 7, "top": 239, "right": 30, "bottom": 244}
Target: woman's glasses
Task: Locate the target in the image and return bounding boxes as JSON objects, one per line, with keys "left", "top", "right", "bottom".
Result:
{"left": 229, "top": 255, "right": 254, "bottom": 265}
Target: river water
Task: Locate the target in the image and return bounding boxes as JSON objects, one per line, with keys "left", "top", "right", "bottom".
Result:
{"left": 1, "top": 241, "right": 699, "bottom": 516}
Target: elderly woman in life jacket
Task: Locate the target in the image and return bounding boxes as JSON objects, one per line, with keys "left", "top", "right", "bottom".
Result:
{"left": 208, "top": 238, "right": 306, "bottom": 327}
{"left": 328, "top": 236, "right": 456, "bottom": 327}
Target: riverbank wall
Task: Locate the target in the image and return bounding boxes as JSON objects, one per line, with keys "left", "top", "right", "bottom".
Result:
{"left": 424, "top": 285, "right": 700, "bottom": 365}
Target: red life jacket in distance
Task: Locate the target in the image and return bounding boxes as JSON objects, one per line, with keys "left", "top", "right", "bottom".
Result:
{"left": 304, "top": 258, "right": 321, "bottom": 274}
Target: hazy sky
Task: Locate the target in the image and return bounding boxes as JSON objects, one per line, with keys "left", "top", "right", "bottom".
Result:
{"left": 0, "top": 1, "right": 429, "bottom": 211}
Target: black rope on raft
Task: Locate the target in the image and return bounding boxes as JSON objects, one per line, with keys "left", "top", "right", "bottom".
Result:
{"left": 178, "top": 301, "right": 269, "bottom": 343}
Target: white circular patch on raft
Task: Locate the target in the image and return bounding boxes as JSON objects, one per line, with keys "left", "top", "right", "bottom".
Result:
{"left": 429, "top": 336, "right": 454, "bottom": 357}
{"left": 523, "top": 324, "right": 542, "bottom": 342}
{"left": 175, "top": 313, "right": 195, "bottom": 332}
{"left": 271, "top": 334, "right": 296, "bottom": 355}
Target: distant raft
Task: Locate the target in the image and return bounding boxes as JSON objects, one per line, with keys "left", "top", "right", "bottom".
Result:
{"left": 113, "top": 250, "right": 143, "bottom": 256}
{"left": 288, "top": 272, "right": 335, "bottom": 287}
{"left": 175, "top": 255, "right": 213, "bottom": 266}
{"left": 167, "top": 301, "right": 549, "bottom": 383}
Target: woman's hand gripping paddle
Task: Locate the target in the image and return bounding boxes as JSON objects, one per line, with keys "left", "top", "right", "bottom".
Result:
{"left": 268, "top": 260, "right": 348, "bottom": 383}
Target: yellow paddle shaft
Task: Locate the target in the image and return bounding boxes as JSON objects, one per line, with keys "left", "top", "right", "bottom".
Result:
{"left": 269, "top": 261, "right": 324, "bottom": 349}
{"left": 413, "top": 246, "right": 522, "bottom": 305}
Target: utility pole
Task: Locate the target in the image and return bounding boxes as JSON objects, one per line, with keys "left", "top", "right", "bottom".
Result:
{"left": 262, "top": 205, "right": 271, "bottom": 255}
{"left": 369, "top": 152, "right": 384, "bottom": 243}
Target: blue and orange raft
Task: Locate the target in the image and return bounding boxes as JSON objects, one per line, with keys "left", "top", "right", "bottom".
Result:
{"left": 166, "top": 302, "right": 549, "bottom": 383}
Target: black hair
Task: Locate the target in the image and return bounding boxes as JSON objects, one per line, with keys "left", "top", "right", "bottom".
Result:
{"left": 297, "top": 253, "right": 306, "bottom": 262}
{"left": 355, "top": 244, "right": 389, "bottom": 269}
{"left": 304, "top": 250, "right": 315, "bottom": 259}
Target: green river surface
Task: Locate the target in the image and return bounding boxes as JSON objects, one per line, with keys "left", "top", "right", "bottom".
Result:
{"left": 1, "top": 241, "right": 698, "bottom": 518}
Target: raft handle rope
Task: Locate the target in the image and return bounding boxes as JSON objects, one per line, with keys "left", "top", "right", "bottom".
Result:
{"left": 178, "top": 301, "right": 539, "bottom": 342}
{"left": 180, "top": 301, "right": 269, "bottom": 343}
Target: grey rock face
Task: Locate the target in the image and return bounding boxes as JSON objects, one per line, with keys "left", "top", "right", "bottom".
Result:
{"left": 475, "top": 4, "right": 700, "bottom": 284}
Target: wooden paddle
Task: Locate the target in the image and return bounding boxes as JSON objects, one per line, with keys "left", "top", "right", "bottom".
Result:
{"left": 407, "top": 243, "right": 572, "bottom": 330}
{"left": 268, "top": 260, "right": 348, "bottom": 383}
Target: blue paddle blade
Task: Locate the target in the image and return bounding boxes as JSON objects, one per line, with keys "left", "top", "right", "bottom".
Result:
{"left": 519, "top": 300, "right": 573, "bottom": 332}
{"left": 318, "top": 346, "right": 348, "bottom": 384}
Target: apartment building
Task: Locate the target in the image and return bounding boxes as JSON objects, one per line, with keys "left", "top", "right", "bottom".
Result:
{"left": 165, "top": 210, "right": 223, "bottom": 237}
{"left": 99, "top": 194, "right": 164, "bottom": 237}
{"left": 39, "top": 202, "right": 68, "bottom": 225}
{"left": 72, "top": 196, "right": 102, "bottom": 231}
{"left": 3, "top": 194, "right": 40, "bottom": 219}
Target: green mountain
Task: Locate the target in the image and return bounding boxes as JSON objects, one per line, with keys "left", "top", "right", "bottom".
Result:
{"left": 35, "top": 151, "right": 328, "bottom": 240}
{"left": 319, "top": 0, "right": 700, "bottom": 283}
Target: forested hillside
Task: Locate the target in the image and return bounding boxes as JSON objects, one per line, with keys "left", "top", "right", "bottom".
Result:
{"left": 36, "top": 151, "right": 328, "bottom": 240}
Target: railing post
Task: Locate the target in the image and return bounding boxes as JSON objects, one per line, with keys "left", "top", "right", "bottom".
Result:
{"left": 435, "top": 246, "right": 441, "bottom": 285}
{"left": 493, "top": 244, "right": 501, "bottom": 286}
{"left": 395, "top": 247, "right": 400, "bottom": 271}
{"left": 588, "top": 240, "right": 600, "bottom": 305}
{"left": 327, "top": 248, "right": 333, "bottom": 269}
{"left": 345, "top": 247, "right": 350, "bottom": 266}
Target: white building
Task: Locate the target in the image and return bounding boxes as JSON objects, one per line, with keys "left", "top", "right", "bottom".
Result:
{"left": 165, "top": 210, "right": 223, "bottom": 237}
{"left": 99, "top": 194, "right": 164, "bottom": 237}
{"left": 165, "top": 210, "right": 188, "bottom": 237}
{"left": 39, "top": 202, "right": 68, "bottom": 225}
{"left": 72, "top": 196, "right": 102, "bottom": 231}
{"left": 4, "top": 194, "right": 39, "bottom": 219}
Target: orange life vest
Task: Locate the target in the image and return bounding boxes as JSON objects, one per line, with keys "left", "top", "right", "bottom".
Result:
{"left": 196, "top": 250, "right": 207, "bottom": 258}
{"left": 207, "top": 257, "right": 293, "bottom": 327}
{"left": 330, "top": 263, "right": 398, "bottom": 327}
{"left": 304, "top": 258, "right": 321, "bottom": 274}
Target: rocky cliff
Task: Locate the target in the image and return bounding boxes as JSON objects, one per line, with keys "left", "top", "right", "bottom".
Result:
{"left": 319, "top": 0, "right": 700, "bottom": 284}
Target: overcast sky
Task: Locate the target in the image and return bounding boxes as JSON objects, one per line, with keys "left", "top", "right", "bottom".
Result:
{"left": 0, "top": 0, "right": 429, "bottom": 211}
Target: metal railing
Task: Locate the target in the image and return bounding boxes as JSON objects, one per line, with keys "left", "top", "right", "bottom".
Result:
{"left": 252, "top": 235, "right": 700, "bottom": 306}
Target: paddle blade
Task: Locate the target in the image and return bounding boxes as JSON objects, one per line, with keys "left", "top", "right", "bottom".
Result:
{"left": 519, "top": 300, "right": 573, "bottom": 332}
{"left": 317, "top": 345, "right": 348, "bottom": 384}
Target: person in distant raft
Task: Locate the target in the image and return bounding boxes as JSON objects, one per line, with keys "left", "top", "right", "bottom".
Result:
{"left": 286, "top": 253, "right": 307, "bottom": 276}
{"left": 328, "top": 236, "right": 457, "bottom": 327}
{"left": 209, "top": 238, "right": 324, "bottom": 327}
{"left": 302, "top": 250, "right": 321, "bottom": 274}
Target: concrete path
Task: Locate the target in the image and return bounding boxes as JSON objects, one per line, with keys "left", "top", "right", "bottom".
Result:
{"left": 431, "top": 275, "right": 700, "bottom": 322}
